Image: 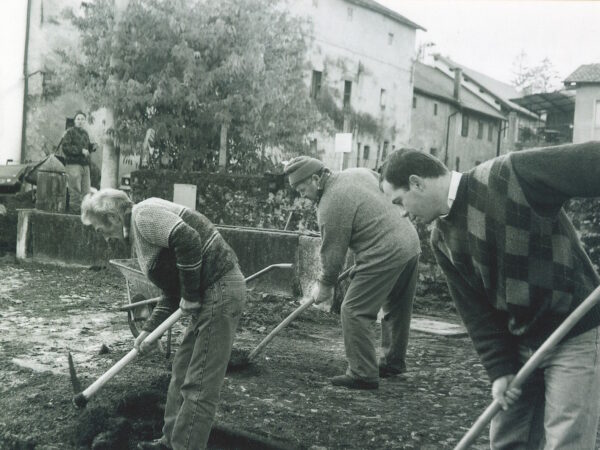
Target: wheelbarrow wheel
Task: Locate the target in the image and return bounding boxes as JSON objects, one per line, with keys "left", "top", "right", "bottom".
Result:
{"left": 127, "top": 293, "right": 171, "bottom": 357}
{"left": 127, "top": 293, "right": 154, "bottom": 338}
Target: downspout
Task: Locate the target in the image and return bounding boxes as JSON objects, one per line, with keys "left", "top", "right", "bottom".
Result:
{"left": 497, "top": 120, "right": 508, "bottom": 157}
{"left": 20, "top": 0, "right": 33, "bottom": 163}
{"left": 444, "top": 110, "right": 458, "bottom": 166}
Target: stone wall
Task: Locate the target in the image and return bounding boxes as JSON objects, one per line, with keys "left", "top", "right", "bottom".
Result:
{"left": 16, "top": 209, "right": 322, "bottom": 297}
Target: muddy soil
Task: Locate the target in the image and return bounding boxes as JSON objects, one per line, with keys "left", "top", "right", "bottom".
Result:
{"left": 1, "top": 256, "right": 597, "bottom": 449}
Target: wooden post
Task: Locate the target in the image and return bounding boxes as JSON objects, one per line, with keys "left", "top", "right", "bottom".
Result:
{"left": 219, "top": 123, "right": 228, "bottom": 172}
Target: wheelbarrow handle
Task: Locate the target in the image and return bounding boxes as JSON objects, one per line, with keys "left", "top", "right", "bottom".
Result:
{"left": 454, "top": 284, "right": 600, "bottom": 450}
{"left": 77, "top": 309, "right": 182, "bottom": 404}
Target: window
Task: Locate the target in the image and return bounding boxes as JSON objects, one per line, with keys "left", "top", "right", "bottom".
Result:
{"left": 477, "top": 120, "right": 484, "bottom": 139}
{"left": 434, "top": 103, "right": 438, "bottom": 116}
{"left": 388, "top": 33, "right": 394, "bottom": 45}
{"left": 413, "top": 96, "right": 417, "bottom": 109}
{"left": 382, "top": 141, "right": 389, "bottom": 160}
{"left": 461, "top": 114, "right": 469, "bottom": 137}
{"left": 310, "top": 70, "right": 322, "bottom": 99}
{"left": 595, "top": 100, "right": 600, "bottom": 127}
{"left": 488, "top": 123, "right": 494, "bottom": 141}
{"left": 430, "top": 148, "right": 438, "bottom": 157}
{"left": 455, "top": 157, "right": 460, "bottom": 171}
{"left": 363, "top": 145, "right": 370, "bottom": 160}
{"left": 347, "top": 7, "right": 353, "bottom": 20}
{"left": 343, "top": 80, "right": 352, "bottom": 108}
{"left": 380, "top": 89, "right": 387, "bottom": 109}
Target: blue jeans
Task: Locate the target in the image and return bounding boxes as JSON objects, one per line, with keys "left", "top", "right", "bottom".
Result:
{"left": 490, "top": 325, "right": 600, "bottom": 449}
{"left": 160, "top": 266, "right": 246, "bottom": 450}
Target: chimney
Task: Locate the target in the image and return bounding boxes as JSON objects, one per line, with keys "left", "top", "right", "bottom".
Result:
{"left": 453, "top": 68, "right": 462, "bottom": 101}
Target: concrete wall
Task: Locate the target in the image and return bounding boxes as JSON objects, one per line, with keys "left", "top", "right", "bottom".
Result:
{"left": 16, "top": 210, "right": 326, "bottom": 297}
{"left": 289, "top": 0, "right": 417, "bottom": 170}
{"left": 573, "top": 85, "right": 600, "bottom": 144}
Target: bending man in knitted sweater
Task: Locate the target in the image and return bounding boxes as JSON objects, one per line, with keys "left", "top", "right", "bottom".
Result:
{"left": 284, "top": 156, "right": 421, "bottom": 390}
{"left": 81, "top": 190, "right": 245, "bottom": 450}
{"left": 380, "top": 142, "right": 600, "bottom": 449}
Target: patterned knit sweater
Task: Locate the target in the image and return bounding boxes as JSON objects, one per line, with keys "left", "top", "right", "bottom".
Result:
{"left": 131, "top": 198, "right": 238, "bottom": 332}
{"left": 317, "top": 168, "right": 420, "bottom": 285}
{"left": 431, "top": 141, "right": 600, "bottom": 381}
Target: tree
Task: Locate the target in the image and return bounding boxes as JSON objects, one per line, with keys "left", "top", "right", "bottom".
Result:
{"left": 511, "top": 51, "right": 561, "bottom": 95}
{"left": 57, "top": 0, "right": 324, "bottom": 172}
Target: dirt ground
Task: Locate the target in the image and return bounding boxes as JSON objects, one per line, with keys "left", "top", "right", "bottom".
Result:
{"left": 0, "top": 256, "right": 593, "bottom": 450}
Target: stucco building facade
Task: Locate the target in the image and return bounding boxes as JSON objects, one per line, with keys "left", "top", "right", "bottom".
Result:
{"left": 289, "top": 0, "right": 423, "bottom": 170}
{"left": 565, "top": 64, "right": 600, "bottom": 143}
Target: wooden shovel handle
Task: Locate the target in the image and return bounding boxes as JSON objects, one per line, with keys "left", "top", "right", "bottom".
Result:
{"left": 454, "top": 284, "right": 600, "bottom": 450}
{"left": 80, "top": 309, "right": 182, "bottom": 401}
{"left": 247, "top": 265, "right": 354, "bottom": 361}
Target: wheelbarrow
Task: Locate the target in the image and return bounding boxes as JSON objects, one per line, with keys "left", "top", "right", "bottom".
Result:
{"left": 109, "top": 259, "right": 295, "bottom": 356}
{"left": 70, "top": 260, "right": 294, "bottom": 408}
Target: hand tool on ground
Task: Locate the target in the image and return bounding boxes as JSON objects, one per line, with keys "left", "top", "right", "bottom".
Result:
{"left": 69, "top": 263, "right": 293, "bottom": 408}
{"left": 454, "top": 284, "right": 600, "bottom": 450}
{"left": 228, "top": 265, "right": 354, "bottom": 371}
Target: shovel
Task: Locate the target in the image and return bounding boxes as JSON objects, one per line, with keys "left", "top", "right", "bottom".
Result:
{"left": 454, "top": 284, "right": 600, "bottom": 449}
{"left": 69, "top": 263, "right": 293, "bottom": 408}
{"left": 228, "top": 265, "right": 354, "bottom": 371}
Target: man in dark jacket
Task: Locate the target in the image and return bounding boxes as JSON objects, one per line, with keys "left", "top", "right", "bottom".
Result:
{"left": 380, "top": 142, "right": 600, "bottom": 448}
{"left": 61, "top": 111, "right": 96, "bottom": 213}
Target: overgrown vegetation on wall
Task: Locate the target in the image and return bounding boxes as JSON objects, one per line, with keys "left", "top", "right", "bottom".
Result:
{"left": 131, "top": 170, "right": 318, "bottom": 232}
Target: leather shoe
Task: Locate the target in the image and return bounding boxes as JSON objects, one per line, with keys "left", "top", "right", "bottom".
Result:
{"left": 331, "top": 374, "right": 378, "bottom": 390}
{"left": 137, "top": 439, "right": 170, "bottom": 450}
{"left": 379, "top": 364, "right": 406, "bottom": 378}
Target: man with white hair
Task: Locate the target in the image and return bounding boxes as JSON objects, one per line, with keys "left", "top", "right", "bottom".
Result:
{"left": 284, "top": 156, "right": 421, "bottom": 389}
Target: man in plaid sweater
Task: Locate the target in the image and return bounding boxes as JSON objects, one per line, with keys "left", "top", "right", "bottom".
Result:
{"left": 380, "top": 142, "right": 600, "bottom": 448}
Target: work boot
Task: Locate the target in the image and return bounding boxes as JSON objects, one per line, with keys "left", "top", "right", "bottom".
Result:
{"left": 137, "top": 439, "right": 170, "bottom": 450}
{"left": 330, "top": 374, "right": 378, "bottom": 390}
{"left": 379, "top": 363, "right": 406, "bottom": 378}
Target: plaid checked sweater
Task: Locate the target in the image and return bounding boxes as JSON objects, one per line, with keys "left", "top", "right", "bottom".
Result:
{"left": 131, "top": 198, "right": 238, "bottom": 332}
{"left": 431, "top": 142, "right": 600, "bottom": 381}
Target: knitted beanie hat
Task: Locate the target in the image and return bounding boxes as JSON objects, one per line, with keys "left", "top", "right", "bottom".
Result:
{"left": 284, "top": 156, "right": 324, "bottom": 187}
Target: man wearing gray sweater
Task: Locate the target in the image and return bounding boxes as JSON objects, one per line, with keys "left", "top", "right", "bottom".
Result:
{"left": 284, "top": 156, "right": 421, "bottom": 389}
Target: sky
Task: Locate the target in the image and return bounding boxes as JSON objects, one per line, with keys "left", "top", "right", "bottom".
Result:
{"left": 378, "top": 0, "right": 600, "bottom": 86}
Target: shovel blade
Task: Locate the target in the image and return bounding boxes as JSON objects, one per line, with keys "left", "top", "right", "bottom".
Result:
{"left": 68, "top": 352, "right": 82, "bottom": 394}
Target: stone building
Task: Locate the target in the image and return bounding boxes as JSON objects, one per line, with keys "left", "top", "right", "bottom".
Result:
{"left": 433, "top": 55, "right": 541, "bottom": 156}
{"left": 410, "top": 62, "right": 505, "bottom": 171}
{"left": 288, "top": 0, "right": 423, "bottom": 170}
{"left": 564, "top": 64, "right": 600, "bottom": 143}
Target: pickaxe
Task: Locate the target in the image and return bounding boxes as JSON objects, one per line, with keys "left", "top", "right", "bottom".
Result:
{"left": 69, "top": 263, "right": 293, "bottom": 408}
